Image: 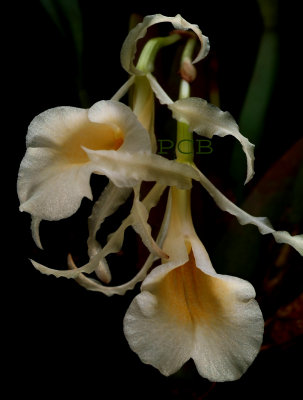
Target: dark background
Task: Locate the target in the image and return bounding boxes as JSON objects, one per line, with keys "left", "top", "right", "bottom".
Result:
{"left": 6, "top": 0, "right": 302, "bottom": 398}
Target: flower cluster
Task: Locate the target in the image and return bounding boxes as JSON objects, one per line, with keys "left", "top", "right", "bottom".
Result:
{"left": 17, "top": 14, "right": 303, "bottom": 382}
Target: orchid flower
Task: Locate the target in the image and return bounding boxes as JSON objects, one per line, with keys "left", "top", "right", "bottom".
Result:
{"left": 18, "top": 14, "right": 211, "bottom": 282}
{"left": 18, "top": 13, "right": 303, "bottom": 383}
{"left": 124, "top": 186, "right": 264, "bottom": 381}
{"left": 122, "top": 33, "right": 302, "bottom": 382}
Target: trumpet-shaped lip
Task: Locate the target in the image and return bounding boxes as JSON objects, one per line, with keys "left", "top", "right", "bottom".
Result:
{"left": 123, "top": 186, "right": 263, "bottom": 381}
{"left": 123, "top": 232, "right": 264, "bottom": 382}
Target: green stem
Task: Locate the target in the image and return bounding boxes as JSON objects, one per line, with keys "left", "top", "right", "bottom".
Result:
{"left": 136, "top": 34, "right": 181, "bottom": 74}
{"left": 176, "top": 38, "right": 196, "bottom": 164}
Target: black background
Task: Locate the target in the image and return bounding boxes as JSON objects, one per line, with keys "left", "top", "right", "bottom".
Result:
{"left": 6, "top": 0, "right": 302, "bottom": 398}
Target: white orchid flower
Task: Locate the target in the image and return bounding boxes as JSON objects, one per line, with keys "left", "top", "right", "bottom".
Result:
{"left": 17, "top": 12, "right": 303, "bottom": 384}
{"left": 86, "top": 14, "right": 210, "bottom": 281}
{"left": 124, "top": 187, "right": 264, "bottom": 382}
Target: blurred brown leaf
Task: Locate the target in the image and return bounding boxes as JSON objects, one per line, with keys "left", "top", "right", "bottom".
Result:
{"left": 263, "top": 293, "right": 303, "bottom": 349}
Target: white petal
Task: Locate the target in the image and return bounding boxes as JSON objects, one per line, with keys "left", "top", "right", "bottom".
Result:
{"left": 124, "top": 238, "right": 263, "bottom": 381}
{"left": 131, "top": 185, "right": 168, "bottom": 259}
{"left": 110, "top": 75, "right": 136, "bottom": 101}
{"left": 189, "top": 236, "right": 263, "bottom": 381}
{"left": 25, "top": 106, "right": 89, "bottom": 148}
{"left": 67, "top": 253, "right": 156, "bottom": 297}
{"left": 31, "top": 217, "right": 42, "bottom": 249}
{"left": 120, "top": 14, "right": 209, "bottom": 76}
{"left": 169, "top": 98, "right": 255, "bottom": 183}
{"left": 18, "top": 147, "right": 93, "bottom": 220}
{"left": 85, "top": 149, "right": 194, "bottom": 189}
{"left": 146, "top": 73, "right": 173, "bottom": 105}
{"left": 31, "top": 183, "right": 168, "bottom": 282}
{"left": 124, "top": 234, "right": 190, "bottom": 375}
{"left": 196, "top": 167, "right": 303, "bottom": 255}
{"left": 88, "top": 100, "right": 151, "bottom": 153}
{"left": 87, "top": 182, "right": 132, "bottom": 283}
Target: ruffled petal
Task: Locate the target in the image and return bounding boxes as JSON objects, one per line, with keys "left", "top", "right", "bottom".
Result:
{"left": 87, "top": 182, "right": 132, "bottom": 283}
{"left": 196, "top": 167, "right": 303, "bottom": 255}
{"left": 189, "top": 236, "right": 263, "bottom": 382}
{"left": 85, "top": 149, "right": 195, "bottom": 189}
{"left": 169, "top": 98, "right": 255, "bottom": 183}
{"left": 124, "top": 234, "right": 263, "bottom": 381}
{"left": 18, "top": 147, "right": 94, "bottom": 220}
{"left": 121, "top": 13, "right": 209, "bottom": 76}
{"left": 88, "top": 100, "right": 151, "bottom": 153}
{"left": 17, "top": 100, "right": 153, "bottom": 221}
{"left": 31, "top": 183, "right": 168, "bottom": 282}
{"left": 123, "top": 233, "right": 190, "bottom": 375}
{"left": 131, "top": 185, "right": 168, "bottom": 259}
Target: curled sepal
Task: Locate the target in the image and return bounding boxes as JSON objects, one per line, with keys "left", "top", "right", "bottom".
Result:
{"left": 121, "top": 13, "right": 210, "bottom": 76}
{"left": 85, "top": 149, "right": 195, "bottom": 189}
{"left": 67, "top": 253, "right": 156, "bottom": 297}
{"left": 31, "top": 183, "right": 169, "bottom": 282}
{"left": 65, "top": 184, "right": 171, "bottom": 296}
{"left": 31, "top": 217, "right": 42, "bottom": 249}
{"left": 196, "top": 167, "right": 303, "bottom": 256}
{"left": 169, "top": 98, "right": 255, "bottom": 183}
{"left": 87, "top": 182, "right": 132, "bottom": 283}
{"left": 131, "top": 185, "right": 168, "bottom": 259}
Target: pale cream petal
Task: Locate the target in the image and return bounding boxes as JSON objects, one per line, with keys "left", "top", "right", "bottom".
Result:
{"left": 25, "top": 106, "right": 89, "bottom": 148}
{"left": 121, "top": 14, "right": 209, "bottom": 76}
{"left": 31, "top": 217, "right": 42, "bottom": 249}
{"left": 31, "top": 183, "right": 168, "bottom": 282}
{"left": 88, "top": 100, "right": 151, "bottom": 153}
{"left": 66, "top": 184, "right": 171, "bottom": 295}
{"left": 189, "top": 236, "right": 264, "bottom": 381}
{"left": 146, "top": 73, "right": 173, "bottom": 105}
{"left": 85, "top": 149, "right": 195, "bottom": 189}
{"left": 124, "top": 290, "right": 193, "bottom": 376}
{"left": 131, "top": 185, "right": 168, "bottom": 259}
{"left": 87, "top": 182, "right": 132, "bottom": 283}
{"left": 124, "top": 241, "right": 263, "bottom": 381}
{"left": 123, "top": 234, "right": 191, "bottom": 375}
{"left": 67, "top": 253, "right": 156, "bottom": 297}
{"left": 132, "top": 76, "right": 157, "bottom": 151}
{"left": 30, "top": 249, "right": 103, "bottom": 278}
{"left": 196, "top": 168, "right": 303, "bottom": 256}
{"left": 110, "top": 75, "right": 136, "bottom": 101}
{"left": 18, "top": 147, "right": 94, "bottom": 221}
{"left": 18, "top": 101, "right": 146, "bottom": 222}
{"left": 169, "top": 98, "right": 255, "bottom": 183}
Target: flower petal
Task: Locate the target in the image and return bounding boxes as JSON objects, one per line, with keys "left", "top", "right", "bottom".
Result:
{"left": 85, "top": 149, "right": 195, "bottom": 189}
{"left": 131, "top": 185, "right": 168, "bottom": 259}
{"left": 31, "top": 217, "right": 42, "bottom": 249}
{"left": 123, "top": 234, "right": 190, "bottom": 376}
{"left": 88, "top": 100, "right": 151, "bottom": 153}
{"left": 87, "top": 182, "right": 132, "bottom": 283}
{"left": 124, "top": 236, "right": 263, "bottom": 381}
{"left": 146, "top": 73, "right": 173, "bottom": 105}
{"left": 66, "top": 184, "right": 171, "bottom": 296}
{"left": 120, "top": 14, "right": 209, "bottom": 76}
{"left": 111, "top": 75, "right": 136, "bottom": 101}
{"left": 67, "top": 253, "right": 156, "bottom": 297}
{"left": 189, "top": 236, "right": 264, "bottom": 381}
{"left": 18, "top": 147, "right": 94, "bottom": 220}
{"left": 169, "top": 98, "right": 255, "bottom": 183}
{"left": 196, "top": 167, "right": 303, "bottom": 255}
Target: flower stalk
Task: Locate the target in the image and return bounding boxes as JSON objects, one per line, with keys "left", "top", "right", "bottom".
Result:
{"left": 176, "top": 38, "right": 196, "bottom": 164}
